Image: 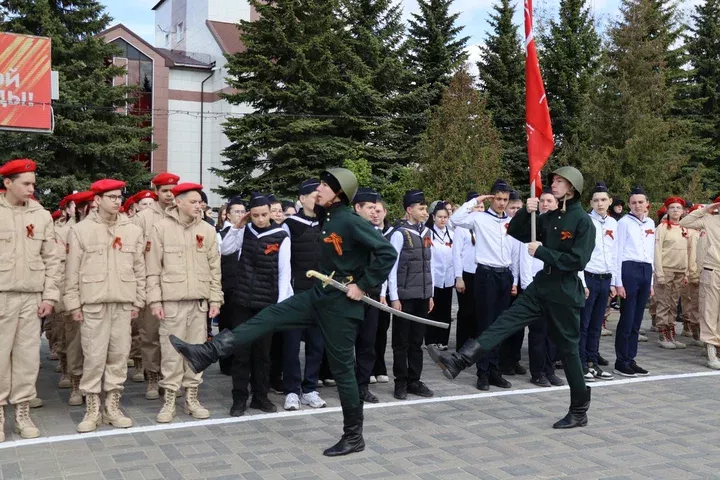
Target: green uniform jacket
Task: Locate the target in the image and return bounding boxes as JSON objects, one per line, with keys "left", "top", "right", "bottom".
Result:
{"left": 316, "top": 202, "right": 397, "bottom": 319}
{"left": 508, "top": 196, "right": 595, "bottom": 307}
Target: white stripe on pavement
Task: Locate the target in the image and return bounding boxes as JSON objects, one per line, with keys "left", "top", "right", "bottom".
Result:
{"left": 2, "top": 369, "right": 719, "bottom": 450}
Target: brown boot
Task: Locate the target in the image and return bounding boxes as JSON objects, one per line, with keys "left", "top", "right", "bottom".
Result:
{"left": 131, "top": 358, "right": 144, "bottom": 383}
{"left": 670, "top": 325, "right": 686, "bottom": 349}
{"left": 69, "top": 375, "right": 84, "bottom": 406}
{"left": 13, "top": 402, "right": 40, "bottom": 439}
{"left": 156, "top": 390, "right": 177, "bottom": 423}
{"left": 184, "top": 386, "right": 209, "bottom": 419}
{"left": 58, "top": 357, "right": 71, "bottom": 389}
{"left": 146, "top": 371, "right": 160, "bottom": 400}
{"left": 77, "top": 393, "right": 101, "bottom": 433}
{"left": 103, "top": 391, "right": 132, "bottom": 428}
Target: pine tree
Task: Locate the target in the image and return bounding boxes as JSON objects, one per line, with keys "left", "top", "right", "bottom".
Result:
{"left": 395, "top": 0, "right": 468, "bottom": 164}
{"left": 217, "top": 0, "right": 381, "bottom": 198}
{"left": 476, "top": 0, "right": 526, "bottom": 193}
{"left": 581, "top": 0, "right": 689, "bottom": 200}
{"left": 678, "top": 0, "right": 720, "bottom": 195}
{"left": 0, "top": 0, "right": 154, "bottom": 206}
{"left": 418, "top": 66, "right": 503, "bottom": 204}
{"left": 538, "top": 0, "right": 601, "bottom": 167}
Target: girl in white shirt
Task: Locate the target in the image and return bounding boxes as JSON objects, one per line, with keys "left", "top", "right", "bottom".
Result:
{"left": 425, "top": 202, "right": 455, "bottom": 349}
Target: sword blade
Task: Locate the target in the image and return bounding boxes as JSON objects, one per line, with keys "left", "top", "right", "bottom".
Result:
{"left": 306, "top": 270, "right": 450, "bottom": 329}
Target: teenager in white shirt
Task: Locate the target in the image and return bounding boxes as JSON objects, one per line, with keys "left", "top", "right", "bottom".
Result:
{"left": 425, "top": 202, "right": 454, "bottom": 349}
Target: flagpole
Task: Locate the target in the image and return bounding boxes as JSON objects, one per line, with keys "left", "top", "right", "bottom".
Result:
{"left": 531, "top": 180, "right": 536, "bottom": 242}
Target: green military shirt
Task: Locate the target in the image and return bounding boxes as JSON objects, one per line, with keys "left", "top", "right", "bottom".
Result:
{"left": 315, "top": 202, "right": 397, "bottom": 319}
{"left": 508, "top": 196, "right": 595, "bottom": 307}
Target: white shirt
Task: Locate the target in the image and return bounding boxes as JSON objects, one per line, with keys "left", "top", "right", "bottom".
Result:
{"left": 451, "top": 199, "right": 514, "bottom": 269}
{"left": 580, "top": 211, "right": 619, "bottom": 285}
{"left": 216, "top": 220, "right": 233, "bottom": 254}
{"left": 387, "top": 222, "right": 434, "bottom": 302}
{"left": 430, "top": 226, "right": 454, "bottom": 288}
{"left": 615, "top": 213, "right": 656, "bottom": 287}
{"left": 521, "top": 247, "right": 544, "bottom": 290}
{"left": 452, "top": 227, "right": 477, "bottom": 277}
{"left": 220, "top": 224, "right": 294, "bottom": 302}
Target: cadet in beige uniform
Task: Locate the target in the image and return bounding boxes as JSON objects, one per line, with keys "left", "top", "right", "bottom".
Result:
{"left": 132, "top": 173, "right": 179, "bottom": 399}
{"left": 54, "top": 193, "right": 77, "bottom": 391}
{"left": 0, "top": 159, "right": 61, "bottom": 441}
{"left": 681, "top": 200, "right": 720, "bottom": 368}
{"left": 64, "top": 179, "right": 146, "bottom": 432}
{"left": 654, "top": 197, "right": 692, "bottom": 349}
{"left": 146, "top": 183, "right": 223, "bottom": 423}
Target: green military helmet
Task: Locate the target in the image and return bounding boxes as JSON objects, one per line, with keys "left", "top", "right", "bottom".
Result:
{"left": 552, "top": 166, "right": 584, "bottom": 195}
{"left": 321, "top": 168, "right": 359, "bottom": 203}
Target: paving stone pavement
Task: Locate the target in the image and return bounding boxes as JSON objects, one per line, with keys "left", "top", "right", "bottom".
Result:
{"left": 2, "top": 311, "right": 720, "bottom": 480}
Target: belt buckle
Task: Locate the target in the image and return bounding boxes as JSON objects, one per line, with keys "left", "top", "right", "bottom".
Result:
{"left": 543, "top": 265, "right": 552, "bottom": 275}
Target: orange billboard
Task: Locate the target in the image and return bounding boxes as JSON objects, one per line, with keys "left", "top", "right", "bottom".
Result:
{"left": 0, "top": 32, "right": 52, "bottom": 132}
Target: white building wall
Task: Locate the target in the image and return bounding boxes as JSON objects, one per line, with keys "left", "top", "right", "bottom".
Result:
{"left": 207, "top": 0, "right": 251, "bottom": 23}
{"left": 154, "top": 1, "right": 172, "bottom": 48}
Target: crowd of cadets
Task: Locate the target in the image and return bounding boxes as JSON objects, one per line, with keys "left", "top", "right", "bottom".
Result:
{"left": 1, "top": 155, "right": 719, "bottom": 442}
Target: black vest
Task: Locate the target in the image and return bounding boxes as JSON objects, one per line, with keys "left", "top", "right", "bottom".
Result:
{"left": 219, "top": 226, "right": 240, "bottom": 299}
{"left": 236, "top": 224, "right": 288, "bottom": 310}
{"left": 393, "top": 220, "right": 433, "bottom": 300}
{"left": 284, "top": 211, "right": 322, "bottom": 292}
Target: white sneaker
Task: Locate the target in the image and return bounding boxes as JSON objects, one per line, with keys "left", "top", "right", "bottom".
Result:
{"left": 284, "top": 393, "right": 300, "bottom": 411}
{"left": 316, "top": 380, "right": 323, "bottom": 388}
{"left": 300, "top": 391, "right": 327, "bottom": 408}
{"left": 638, "top": 334, "right": 648, "bottom": 342}
{"left": 376, "top": 375, "right": 389, "bottom": 383}
{"left": 369, "top": 376, "right": 377, "bottom": 384}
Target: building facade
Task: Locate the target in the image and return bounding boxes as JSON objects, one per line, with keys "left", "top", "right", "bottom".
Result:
{"left": 100, "top": 0, "right": 259, "bottom": 206}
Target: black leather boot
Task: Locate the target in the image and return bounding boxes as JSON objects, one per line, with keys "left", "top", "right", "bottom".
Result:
{"left": 428, "top": 340, "right": 485, "bottom": 379}
{"left": 552, "top": 387, "right": 591, "bottom": 429}
{"left": 323, "top": 403, "right": 365, "bottom": 457}
{"left": 169, "top": 329, "right": 236, "bottom": 373}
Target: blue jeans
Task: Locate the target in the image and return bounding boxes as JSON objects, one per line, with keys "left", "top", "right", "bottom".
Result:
{"left": 614, "top": 262, "right": 652, "bottom": 368}
{"left": 580, "top": 274, "right": 612, "bottom": 366}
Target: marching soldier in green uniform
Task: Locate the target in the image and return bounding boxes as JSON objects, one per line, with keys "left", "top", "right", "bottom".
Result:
{"left": 428, "top": 167, "right": 596, "bottom": 429}
{"left": 169, "top": 168, "right": 397, "bottom": 457}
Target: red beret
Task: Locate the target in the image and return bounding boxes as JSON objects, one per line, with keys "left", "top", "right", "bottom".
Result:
{"left": 121, "top": 197, "right": 136, "bottom": 213}
{"left": 90, "top": 179, "right": 126, "bottom": 194}
{"left": 51, "top": 209, "right": 62, "bottom": 220}
{"left": 59, "top": 194, "right": 75, "bottom": 209}
{"left": 133, "top": 190, "right": 158, "bottom": 202}
{"left": 73, "top": 190, "right": 96, "bottom": 205}
{"left": 657, "top": 206, "right": 667, "bottom": 217}
{"left": 152, "top": 173, "right": 180, "bottom": 187}
{"left": 664, "top": 197, "right": 685, "bottom": 208}
{"left": 171, "top": 183, "right": 204, "bottom": 197}
{"left": 0, "top": 158, "right": 36, "bottom": 177}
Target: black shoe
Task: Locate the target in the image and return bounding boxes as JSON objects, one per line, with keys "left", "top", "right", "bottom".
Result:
{"left": 498, "top": 362, "right": 526, "bottom": 376}
{"left": 531, "top": 375, "right": 551, "bottom": 387}
{"left": 249, "top": 396, "right": 277, "bottom": 413}
{"left": 552, "top": 387, "right": 591, "bottom": 429}
{"left": 407, "top": 381, "right": 434, "bottom": 398}
{"left": 169, "top": 329, "right": 235, "bottom": 374}
{"left": 629, "top": 361, "right": 649, "bottom": 376}
{"left": 546, "top": 374, "right": 565, "bottom": 386}
{"left": 359, "top": 389, "right": 379, "bottom": 404}
{"left": 597, "top": 354, "right": 609, "bottom": 366}
{"left": 270, "top": 377, "right": 284, "bottom": 394}
{"left": 488, "top": 371, "right": 512, "bottom": 388}
{"left": 393, "top": 382, "right": 407, "bottom": 400}
{"left": 428, "top": 340, "right": 485, "bottom": 380}
{"left": 612, "top": 364, "right": 636, "bottom": 377}
{"left": 512, "top": 362, "right": 527, "bottom": 375}
{"left": 229, "top": 398, "right": 247, "bottom": 417}
{"left": 323, "top": 404, "right": 365, "bottom": 457}
{"left": 476, "top": 374, "right": 490, "bottom": 391}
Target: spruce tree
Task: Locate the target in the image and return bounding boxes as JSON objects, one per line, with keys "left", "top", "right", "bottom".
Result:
{"left": 538, "top": 0, "right": 601, "bottom": 167}
{"left": 418, "top": 66, "right": 503, "bottom": 204}
{"left": 476, "top": 0, "right": 526, "bottom": 193}
{"left": 679, "top": 0, "right": 720, "bottom": 195}
{"left": 0, "top": 0, "right": 154, "bottom": 206}
{"left": 581, "top": 0, "right": 688, "bottom": 200}
{"left": 217, "top": 0, "right": 381, "bottom": 198}
{"left": 396, "top": 0, "right": 468, "bottom": 164}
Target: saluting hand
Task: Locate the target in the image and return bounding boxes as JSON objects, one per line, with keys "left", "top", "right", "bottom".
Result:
{"left": 526, "top": 198, "right": 540, "bottom": 213}
{"left": 233, "top": 212, "right": 251, "bottom": 229}
{"left": 346, "top": 284, "right": 364, "bottom": 301}
{"left": 705, "top": 203, "right": 720, "bottom": 215}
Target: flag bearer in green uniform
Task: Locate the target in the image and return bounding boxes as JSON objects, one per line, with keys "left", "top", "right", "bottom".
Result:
{"left": 169, "top": 168, "right": 397, "bottom": 457}
{"left": 428, "top": 167, "right": 596, "bottom": 429}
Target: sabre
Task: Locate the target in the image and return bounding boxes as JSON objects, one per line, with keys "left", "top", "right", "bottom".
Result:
{"left": 306, "top": 270, "right": 450, "bottom": 329}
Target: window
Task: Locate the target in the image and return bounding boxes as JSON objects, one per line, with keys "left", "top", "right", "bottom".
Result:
{"left": 164, "top": 33, "right": 169, "bottom": 47}
{"left": 176, "top": 22, "right": 184, "bottom": 42}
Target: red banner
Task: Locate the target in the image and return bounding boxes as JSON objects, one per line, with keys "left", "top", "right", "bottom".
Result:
{"left": 0, "top": 32, "right": 52, "bottom": 132}
{"left": 525, "top": 0, "right": 554, "bottom": 197}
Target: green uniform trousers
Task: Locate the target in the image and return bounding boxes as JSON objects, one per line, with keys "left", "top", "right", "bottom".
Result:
{"left": 475, "top": 287, "right": 587, "bottom": 396}
{"left": 230, "top": 286, "right": 362, "bottom": 408}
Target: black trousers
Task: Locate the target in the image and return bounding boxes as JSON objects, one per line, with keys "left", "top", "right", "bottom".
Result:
{"left": 217, "top": 301, "right": 235, "bottom": 373}
{"left": 356, "top": 303, "right": 379, "bottom": 389}
{"left": 528, "top": 318, "right": 556, "bottom": 377}
{"left": 373, "top": 309, "right": 391, "bottom": 377}
{"left": 499, "top": 286, "right": 524, "bottom": 368}
{"left": 455, "top": 271, "right": 476, "bottom": 349}
{"left": 474, "top": 265, "right": 513, "bottom": 376}
{"left": 231, "top": 306, "right": 272, "bottom": 400}
{"left": 392, "top": 298, "right": 428, "bottom": 384}
{"left": 425, "top": 286, "right": 454, "bottom": 346}
{"left": 269, "top": 332, "right": 284, "bottom": 384}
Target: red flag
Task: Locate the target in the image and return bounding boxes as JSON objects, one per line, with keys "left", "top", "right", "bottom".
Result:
{"left": 525, "top": 0, "right": 554, "bottom": 197}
